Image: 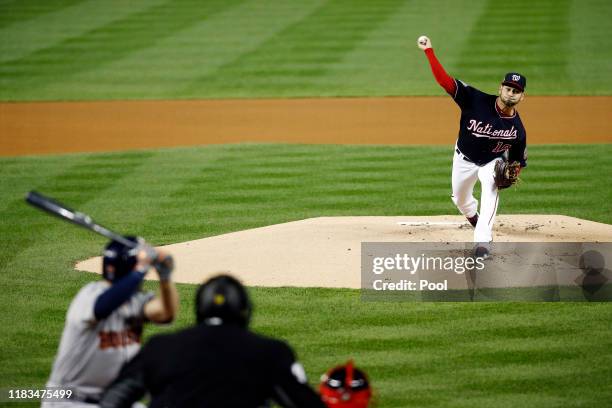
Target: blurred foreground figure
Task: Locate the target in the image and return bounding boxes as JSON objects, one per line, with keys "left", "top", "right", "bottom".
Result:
{"left": 320, "top": 360, "right": 372, "bottom": 408}
{"left": 43, "top": 237, "right": 178, "bottom": 407}
{"left": 101, "top": 274, "right": 326, "bottom": 408}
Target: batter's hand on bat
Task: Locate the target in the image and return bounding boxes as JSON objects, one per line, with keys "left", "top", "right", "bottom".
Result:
{"left": 135, "top": 239, "right": 174, "bottom": 281}
{"left": 417, "top": 35, "right": 432, "bottom": 50}
{"left": 154, "top": 252, "right": 174, "bottom": 282}
{"left": 135, "top": 238, "right": 158, "bottom": 270}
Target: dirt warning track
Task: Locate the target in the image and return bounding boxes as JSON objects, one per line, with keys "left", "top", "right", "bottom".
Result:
{"left": 1, "top": 96, "right": 611, "bottom": 156}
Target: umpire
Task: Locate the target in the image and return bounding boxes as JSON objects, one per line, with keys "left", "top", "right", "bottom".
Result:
{"left": 100, "top": 274, "right": 326, "bottom": 408}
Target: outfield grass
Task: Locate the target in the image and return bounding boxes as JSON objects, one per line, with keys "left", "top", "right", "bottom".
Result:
{"left": 1, "top": 0, "right": 611, "bottom": 101}
{"left": 1, "top": 144, "right": 611, "bottom": 407}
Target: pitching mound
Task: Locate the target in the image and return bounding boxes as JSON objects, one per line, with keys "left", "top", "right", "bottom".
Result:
{"left": 75, "top": 215, "right": 612, "bottom": 289}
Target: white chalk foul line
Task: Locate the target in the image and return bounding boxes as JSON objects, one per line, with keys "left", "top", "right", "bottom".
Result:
{"left": 398, "top": 221, "right": 466, "bottom": 226}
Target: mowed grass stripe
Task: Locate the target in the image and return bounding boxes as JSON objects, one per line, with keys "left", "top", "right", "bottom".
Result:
{"left": 0, "top": 0, "right": 169, "bottom": 64}
{"left": 567, "top": 0, "right": 612, "bottom": 95}
{"left": 2, "top": 1, "right": 611, "bottom": 100}
{"left": 180, "top": 0, "right": 405, "bottom": 97}
{"left": 253, "top": 288, "right": 612, "bottom": 407}
{"left": 0, "top": 152, "right": 154, "bottom": 272}
{"left": 0, "top": 155, "right": 84, "bottom": 213}
{"left": 455, "top": 0, "right": 570, "bottom": 92}
{"left": 0, "top": 0, "right": 243, "bottom": 99}
{"left": 148, "top": 145, "right": 455, "bottom": 237}
{"left": 37, "top": 1, "right": 327, "bottom": 100}
{"left": 0, "top": 0, "right": 82, "bottom": 29}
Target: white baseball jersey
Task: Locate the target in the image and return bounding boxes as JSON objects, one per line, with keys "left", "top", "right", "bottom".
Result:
{"left": 45, "top": 281, "right": 154, "bottom": 402}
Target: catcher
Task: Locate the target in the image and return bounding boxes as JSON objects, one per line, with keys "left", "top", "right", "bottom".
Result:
{"left": 417, "top": 35, "right": 528, "bottom": 258}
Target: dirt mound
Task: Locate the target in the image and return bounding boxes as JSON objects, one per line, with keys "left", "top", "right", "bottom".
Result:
{"left": 76, "top": 215, "right": 612, "bottom": 289}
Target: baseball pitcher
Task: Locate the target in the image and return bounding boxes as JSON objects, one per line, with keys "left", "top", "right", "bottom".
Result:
{"left": 417, "top": 35, "right": 528, "bottom": 257}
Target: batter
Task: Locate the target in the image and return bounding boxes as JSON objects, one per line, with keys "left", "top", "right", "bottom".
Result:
{"left": 42, "top": 238, "right": 178, "bottom": 407}
{"left": 417, "top": 35, "right": 528, "bottom": 256}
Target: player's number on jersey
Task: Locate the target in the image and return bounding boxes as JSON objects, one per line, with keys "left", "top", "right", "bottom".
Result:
{"left": 492, "top": 142, "right": 512, "bottom": 153}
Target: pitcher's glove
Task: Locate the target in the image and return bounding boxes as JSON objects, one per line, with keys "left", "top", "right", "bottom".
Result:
{"left": 494, "top": 160, "right": 521, "bottom": 189}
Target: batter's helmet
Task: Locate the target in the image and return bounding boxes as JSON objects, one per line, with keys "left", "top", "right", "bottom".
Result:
{"left": 320, "top": 360, "right": 372, "bottom": 408}
{"left": 102, "top": 236, "right": 139, "bottom": 282}
{"left": 196, "top": 274, "right": 252, "bottom": 327}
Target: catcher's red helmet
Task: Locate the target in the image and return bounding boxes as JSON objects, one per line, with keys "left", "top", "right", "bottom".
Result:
{"left": 320, "top": 360, "right": 371, "bottom": 408}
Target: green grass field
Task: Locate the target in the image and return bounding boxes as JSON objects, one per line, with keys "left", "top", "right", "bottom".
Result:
{"left": 1, "top": 0, "right": 611, "bottom": 101}
{"left": 1, "top": 0, "right": 612, "bottom": 407}
{"left": 1, "top": 145, "right": 611, "bottom": 407}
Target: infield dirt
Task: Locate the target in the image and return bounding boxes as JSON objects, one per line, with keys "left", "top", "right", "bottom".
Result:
{"left": 2, "top": 96, "right": 611, "bottom": 156}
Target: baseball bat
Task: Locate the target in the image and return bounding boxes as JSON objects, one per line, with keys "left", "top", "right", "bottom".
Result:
{"left": 25, "top": 191, "right": 137, "bottom": 248}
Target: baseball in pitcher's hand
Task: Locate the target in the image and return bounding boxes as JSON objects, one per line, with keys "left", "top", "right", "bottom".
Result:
{"left": 417, "top": 35, "right": 432, "bottom": 50}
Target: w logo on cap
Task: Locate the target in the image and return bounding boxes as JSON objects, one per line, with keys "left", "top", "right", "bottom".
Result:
{"left": 503, "top": 72, "right": 526, "bottom": 91}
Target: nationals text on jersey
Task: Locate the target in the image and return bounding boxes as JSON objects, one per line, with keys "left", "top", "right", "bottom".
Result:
{"left": 467, "top": 120, "right": 518, "bottom": 139}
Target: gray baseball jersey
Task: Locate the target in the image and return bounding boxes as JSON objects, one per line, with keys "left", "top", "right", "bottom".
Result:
{"left": 45, "top": 281, "right": 154, "bottom": 402}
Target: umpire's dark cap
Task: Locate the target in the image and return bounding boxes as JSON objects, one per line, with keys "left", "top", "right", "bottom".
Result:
{"left": 196, "top": 274, "right": 252, "bottom": 327}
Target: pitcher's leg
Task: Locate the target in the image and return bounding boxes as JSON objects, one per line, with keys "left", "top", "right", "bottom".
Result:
{"left": 451, "top": 154, "right": 479, "bottom": 218}
{"left": 475, "top": 160, "right": 501, "bottom": 243}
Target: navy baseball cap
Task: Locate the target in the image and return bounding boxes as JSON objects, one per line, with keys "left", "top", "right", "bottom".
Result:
{"left": 502, "top": 72, "right": 526, "bottom": 92}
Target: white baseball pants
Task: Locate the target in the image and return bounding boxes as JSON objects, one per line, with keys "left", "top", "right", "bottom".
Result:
{"left": 451, "top": 148, "right": 501, "bottom": 243}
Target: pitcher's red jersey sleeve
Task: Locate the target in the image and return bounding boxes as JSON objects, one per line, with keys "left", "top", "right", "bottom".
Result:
{"left": 424, "top": 48, "right": 456, "bottom": 95}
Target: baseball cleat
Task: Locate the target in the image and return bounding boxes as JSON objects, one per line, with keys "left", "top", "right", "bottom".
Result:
{"left": 466, "top": 213, "right": 479, "bottom": 228}
{"left": 473, "top": 246, "right": 490, "bottom": 259}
